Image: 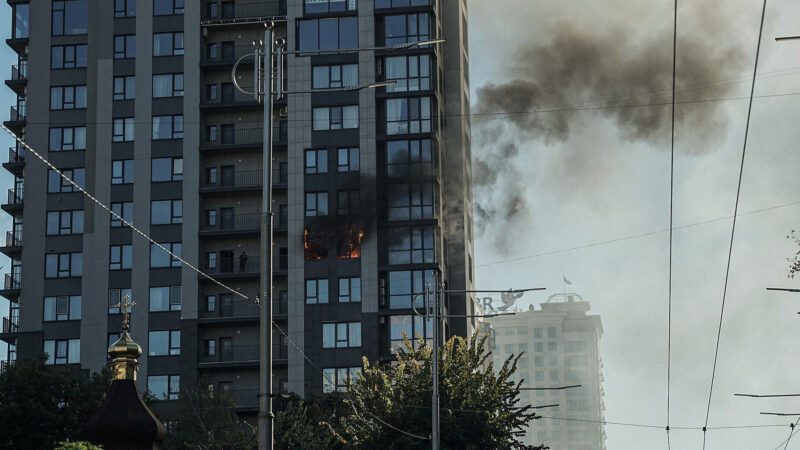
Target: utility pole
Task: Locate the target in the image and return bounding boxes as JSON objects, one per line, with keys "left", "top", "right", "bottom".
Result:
{"left": 427, "top": 281, "right": 439, "bottom": 450}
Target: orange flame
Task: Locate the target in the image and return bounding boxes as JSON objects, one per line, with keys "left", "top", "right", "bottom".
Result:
{"left": 339, "top": 224, "right": 365, "bottom": 259}
{"left": 304, "top": 229, "right": 327, "bottom": 260}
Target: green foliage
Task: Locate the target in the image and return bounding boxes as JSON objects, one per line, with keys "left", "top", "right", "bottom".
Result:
{"left": 789, "top": 230, "right": 800, "bottom": 278}
{"left": 160, "top": 384, "right": 256, "bottom": 450}
{"left": 274, "top": 393, "right": 348, "bottom": 450}
{"left": 340, "top": 331, "right": 539, "bottom": 449}
{"left": 55, "top": 440, "right": 103, "bottom": 450}
{"left": 0, "top": 356, "right": 110, "bottom": 450}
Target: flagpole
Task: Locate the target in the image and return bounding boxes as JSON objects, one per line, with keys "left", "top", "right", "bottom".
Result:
{"left": 562, "top": 274, "right": 567, "bottom": 301}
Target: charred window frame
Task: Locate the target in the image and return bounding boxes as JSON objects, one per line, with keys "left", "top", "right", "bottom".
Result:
{"left": 337, "top": 190, "right": 360, "bottom": 216}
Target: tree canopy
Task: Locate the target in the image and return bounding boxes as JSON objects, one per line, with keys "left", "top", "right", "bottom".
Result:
{"left": 0, "top": 357, "right": 110, "bottom": 450}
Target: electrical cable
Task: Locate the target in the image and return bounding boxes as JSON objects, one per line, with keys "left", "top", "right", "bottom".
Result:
{"left": 702, "top": 1, "right": 768, "bottom": 448}
{"left": 666, "top": 0, "right": 677, "bottom": 447}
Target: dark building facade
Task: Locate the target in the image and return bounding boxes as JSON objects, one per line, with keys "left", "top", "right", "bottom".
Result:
{"left": 0, "top": 0, "right": 474, "bottom": 412}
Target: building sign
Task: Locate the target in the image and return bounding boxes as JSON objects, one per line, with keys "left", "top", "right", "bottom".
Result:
{"left": 480, "top": 290, "right": 524, "bottom": 313}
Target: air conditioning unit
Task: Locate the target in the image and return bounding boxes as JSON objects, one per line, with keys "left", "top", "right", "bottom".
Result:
{"left": 279, "top": 107, "right": 288, "bottom": 117}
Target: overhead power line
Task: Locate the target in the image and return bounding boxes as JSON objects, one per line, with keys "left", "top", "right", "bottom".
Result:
{"left": 666, "top": 1, "right": 678, "bottom": 448}
{"left": 703, "top": 1, "right": 768, "bottom": 449}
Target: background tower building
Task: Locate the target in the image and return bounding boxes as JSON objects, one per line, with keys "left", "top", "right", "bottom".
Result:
{"left": 487, "top": 293, "right": 607, "bottom": 450}
{"left": 0, "top": 0, "right": 475, "bottom": 420}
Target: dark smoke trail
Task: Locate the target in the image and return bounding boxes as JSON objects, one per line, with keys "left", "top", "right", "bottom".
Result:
{"left": 471, "top": 4, "right": 749, "bottom": 250}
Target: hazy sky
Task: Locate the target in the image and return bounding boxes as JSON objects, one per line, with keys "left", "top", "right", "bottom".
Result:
{"left": 0, "top": 1, "right": 799, "bottom": 448}
{"left": 469, "top": 0, "right": 800, "bottom": 449}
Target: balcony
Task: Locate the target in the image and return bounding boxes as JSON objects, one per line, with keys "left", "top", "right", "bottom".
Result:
{"left": 200, "top": 123, "right": 288, "bottom": 152}
{"left": 0, "top": 316, "right": 18, "bottom": 344}
{"left": 3, "top": 147, "right": 24, "bottom": 177}
{"left": 201, "top": 1, "right": 286, "bottom": 25}
{"left": 199, "top": 297, "right": 260, "bottom": 322}
{"left": 200, "top": 45, "right": 257, "bottom": 67}
{"left": 201, "top": 90, "right": 259, "bottom": 110}
{"left": 4, "top": 105, "right": 25, "bottom": 133}
{"left": 199, "top": 168, "right": 288, "bottom": 195}
{"left": 198, "top": 344, "right": 259, "bottom": 369}
{"left": 200, "top": 212, "right": 260, "bottom": 236}
{"left": 1, "top": 189, "right": 23, "bottom": 213}
{"left": 0, "top": 230, "right": 22, "bottom": 257}
{"left": 0, "top": 273, "right": 21, "bottom": 300}
{"left": 5, "top": 63, "right": 27, "bottom": 95}
{"left": 201, "top": 256, "right": 261, "bottom": 280}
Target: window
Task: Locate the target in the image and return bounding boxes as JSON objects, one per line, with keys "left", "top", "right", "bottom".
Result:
{"left": 154, "top": 0, "right": 184, "bottom": 15}
{"left": 549, "top": 355, "right": 558, "bottom": 366}
{"left": 519, "top": 358, "right": 529, "bottom": 369}
{"left": 148, "top": 375, "right": 180, "bottom": 400}
{"left": 50, "top": 85, "right": 87, "bottom": 110}
{"left": 387, "top": 226, "right": 434, "bottom": 264}
{"left": 337, "top": 190, "right": 359, "bottom": 216}
{"left": 52, "top": 1, "right": 88, "bottom": 36}
{"left": 549, "top": 370, "right": 559, "bottom": 382}
{"left": 153, "top": 73, "right": 184, "bottom": 97}
{"left": 112, "top": 160, "right": 134, "bottom": 184}
{"left": 152, "top": 157, "right": 183, "bottom": 181}
{"left": 49, "top": 127, "right": 86, "bottom": 151}
{"left": 388, "top": 270, "right": 435, "bottom": 309}
{"left": 149, "top": 286, "right": 182, "bottom": 311}
{"left": 503, "top": 344, "right": 514, "bottom": 354}
{"left": 152, "top": 115, "right": 184, "bottom": 139}
{"left": 534, "top": 342, "right": 544, "bottom": 352}
{"left": 305, "top": 279, "right": 329, "bottom": 304}
{"left": 565, "top": 355, "right": 587, "bottom": 367}
{"left": 43, "top": 296, "right": 81, "bottom": 321}
{"left": 43, "top": 339, "right": 80, "bottom": 365}
{"left": 48, "top": 168, "right": 85, "bottom": 193}
{"left": 386, "top": 97, "right": 431, "bottom": 135}
{"left": 313, "top": 106, "right": 358, "bottom": 130}
{"left": 385, "top": 55, "right": 431, "bottom": 92}
{"left": 322, "top": 367, "right": 361, "bottom": 393}
{"left": 111, "top": 202, "right": 133, "bottom": 227}
{"left": 153, "top": 32, "right": 184, "bottom": 56}
{"left": 113, "top": 76, "right": 135, "bottom": 100}
{"left": 113, "top": 118, "right": 135, "bottom": 142}
{"left": 386, "top": 139, "right": 432, "bottom": 177}
{"left": 565, "top": 340, "right": 587, "bottom": 352}
{"left": 384, "top": 13, "right": 429, "bottom": 46}
{"left": 305, "top": 0, "right": 356, "bottom": 14}
{"left": 322, "top": 322, "right": 361, "bottom": 348}
{"left": 151, "top": 200, "right": 182, "bottom": 225}
{"left": 205, "top": 252, "right": 217, "bottom": 269}
{"left": 312, "top": 64, "right": 358, "bottom": 89}
{"left": 13, "top": 4, "right": 28, "bottom": 39}
{"left": 206, "top": 84, "right": 218, "bottom": 101}
{"left": 150, "top": 243, "right": 182, "bottom": 267}
{"left": 115, "top": 0, "right": 136, "bottom": 17}
{"left": 45, "top": 253, "right": 83, "bottom": 278}
{"left": 298, "top": 17, "right": 357, "bottom": 52}
{"left": 108, "top": 288, "right": 132, "bottom": 314}
{"left": 109, "top": 245, "right": 133, "bottom": 270}
{"left": 390, "top": 315, "right": 432, "bottom": 350}
{"left": 148, "top": 330, "right": 180, "bottom": 356}
{"left": 338, "top": 277, "right": 361, "bottom": 303}
{"left": 305, "top": 192, "right": 328, "bottom": 216}
{"left": 304, "top": 149, "right": 328, "bottom": 174}
{"left": 108, "top": 333, "right": 121, "bottom": 348}
{"left": 387, "top": 183, "right": 434, "bottom": 220}
{"left": 337, "top": 148, "right": 359, "bottom": 172}
{"left": 46, "top": 210, "right": 84, "bottom": 235}
{"left": 535, "top": 356, "right": 544, "bottom": 368}
{"left": 375, "top": 0, "right": 430, "bottom": 7}
{"left": 519, "top": 343, "right": 528, "bottom": 353}
{"left": 548, "top": 327, "right": 557, "bottom": 338}
{"left": 204, "top": 339, "right": 216, "bottom": 356}
{"left": 114, "top": 35, "right": 136, "bottom": 59}
{"left": 534, "top": 328, "right": 543, "bottom": 338}
{"left": 205, "top": 295, "right": 216, "bottom": 312}
{"left": 51, "top": 44, "right": 87, "bottom": 69}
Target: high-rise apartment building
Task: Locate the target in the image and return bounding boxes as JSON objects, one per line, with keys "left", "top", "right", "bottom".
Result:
{"left": 0, "top": 0, "right": 475, "bottom": 416}
{"left": 487, "top": 293, "right": 606, "bottom": 450}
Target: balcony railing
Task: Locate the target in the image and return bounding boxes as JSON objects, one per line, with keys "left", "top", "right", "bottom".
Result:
{"left": 5, "top": 230, "right": 21, "bottom": 247}
{"left": 204, "top": 256, "right": 261, "bottom": 276}
{"left": 4, "top": 274, "right": 20, "bottom": 290}
{"left": 2, "top": 316, "right": 18, "bottom": 333}
{"left": 6, "top": 189, "right": 22, "bottom": 205}
{"left": 202, "top": 170, "right": 262, "bottom": 189}
{"left": 9, "top": 105, "right": 25, "bottom": 122}
{"left": 202, "top": 1, "right": 286, "bottom": 21}
{"left": 10, "top": 63, "right": 27, "bottom": 81}
{"left": 228, "top": 389, "right": 258, "bottom": 408}
{"left": 201, "top": 45, "right": 257, "bottom": 65}
{"left": 202, "top": 124, "right": 287, "bottom": 148}
{"left": 200, "top": 213, "right": 260, "bottom": 232}
{"left": 202, "top": 298, "right": 260, "bottom": 319}
{"left": 0, "top": 360, "right": 14, "bottom": 374}
{"left": 201, "top": 344, "right": 259, "bottom": 364}
{"left": 8, "top": 147, "right": 24, "bottom": 164}
{"left": 273, "top": 212, "right": 288, "bottom": 231}
{"left": 202, "top": 89, "right": 258, "bottom": 107}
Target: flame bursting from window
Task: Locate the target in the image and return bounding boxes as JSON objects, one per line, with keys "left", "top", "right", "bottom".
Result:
{"left": 304, "top": 229, "right": 327, "bottom": 260}
{"left": 339, "top": 223, "right": 365, "bottom": 259}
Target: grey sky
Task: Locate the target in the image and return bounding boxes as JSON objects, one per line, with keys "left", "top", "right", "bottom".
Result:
{"left": 469, "top": 0, "right": 800, "bottom": 448}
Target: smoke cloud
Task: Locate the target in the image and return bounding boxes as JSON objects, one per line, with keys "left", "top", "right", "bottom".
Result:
{"left": 471, "top": 3, "right": 750, "bottom": 250}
